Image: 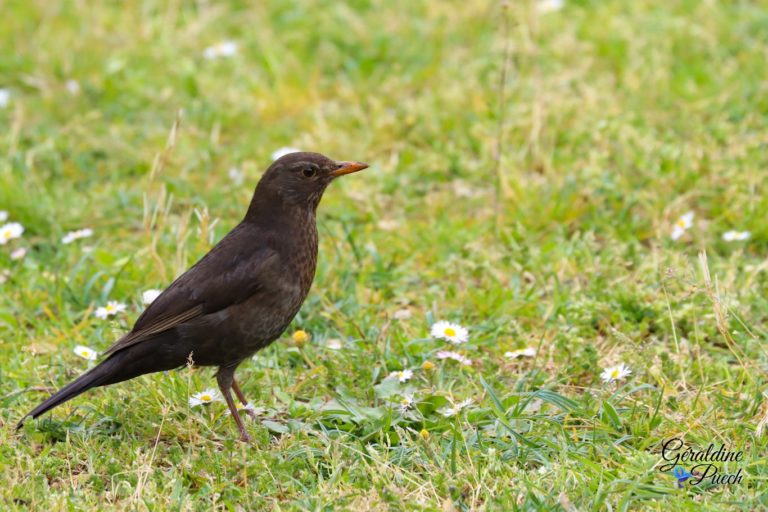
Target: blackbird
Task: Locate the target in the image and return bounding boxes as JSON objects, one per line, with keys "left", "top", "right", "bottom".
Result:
{"left": 18, "top": 152, "right": 368, "bottom": 441}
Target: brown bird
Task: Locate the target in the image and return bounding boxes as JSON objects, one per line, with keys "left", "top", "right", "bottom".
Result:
{"left": 17, "top": 152, "right": 368, "bottom": 441}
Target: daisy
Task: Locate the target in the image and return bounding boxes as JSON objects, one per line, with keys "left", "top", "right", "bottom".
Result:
{"left": 94, "top": 300, "right": 127, "bottom": 319}
{"left": 421, "top": 360, "right": 435, "bottom": 371}
{"left": 226, "top": 402, "right": 264, "bottom": 416}
{"left": 203, "top": 40, "right": 238, "bottom": 60}
{"left": 392, "top": 308, "right": 412, "bottom": 320}
{"left": 326, "top": 338, "right": 343, "bottom": 350}
{"left": 600, "top": 363, "right": 632, "bottom": 383}
{"left": 189, "top": 388, "right": 222, "bottom": 407}
{"left": 436, "top": 350, "right": 472, "bottom": 366}
{"left": 62, "top": 228, "right": 93, "bottom": 244}
{"left": 271, "top": 147, "right": 301, "bottom": 161}
{"left": 0, "top": 88, "right": 10, "bottom": 108}
{"left": 722, "top": 230, "right": 750, "bottom": 242}
{"left": 142, "top": 289, "right": 162, "bottom": 305}
{"left": 0, "top": 211, "right": 7, "bottom": 222}
{"left": 0, "top": 222, "right": 24, "bottom": 244}
{"left": 10, "top": 247, "right": 26, "bottom": 260}
{"left": 228, "top": 167, "right": 244, "bottom": 186}
{"left": 399, "top": 394, "right": 415, "bottom": 414}
{"left": 670, "top": 212, "right": 694, "bottom": 240}
{"left": 73, "top": 345, "right": 98, "bottom": 361}
{"left": 65, "top": 79, "right": 80, "bottom": 95}
{"left": 390, "top": 369, "right": 413, "bottom": 383}
{"left": 537, "top": 0, "right": 564, "bottom": 13}
{"left": 430, "top": 321, "right": 469, "bottom": 344}
{"left": 504, "top": 347, "right": 537, "bottom": 359}
{"left": 377, "top": 219, "right": 400, "bottom": 231}
{"left": 439, "top": 398, "right": 473, "bottom": 417}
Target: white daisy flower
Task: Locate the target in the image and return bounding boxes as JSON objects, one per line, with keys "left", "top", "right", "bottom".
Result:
{"left": 142, "top": 289, "right": 162, "bottom": 305}
{"left": 271, "top": 147, "right": 301, "bottom": 161}
{"left": 390, "top": 369, "right": 413, "bottom": 383}
{"left": 0, "top": 211, "right": 7, "bottom": 222}
{"left": 439, "top": 398, "right": 473, "bottom": 417}
{"left": 537, "top": 0, "right": 564, "bottom": 13}
{"left": 377, "top": 219, "right": 400, "bottom": 231}
{"left": 203, "top": 40, "right": 238, "bottom": 59}
{"left": 62, "top": 228, "right": 93, "bottom": 244}
{"left": 94, "top": 300, "right": 127, "bottom": 319}
{"left": 504, "top": 347, "right": 537, "bottom": 359}
{"left": 392, "top": 309, "right": 412, "bottom": 320}
{"left": 226, "top": 402, "right": 264, "bottom": 416}
{"left": 326, "top": 338, "right": 343, "bottom": 350}
{"left": 430, "top": 320, "right": 469, "bottom": 344}
{"left": 722, "top": 230, "right": 750, "bottom": 242}
{"left": 228, "top": 167, "right": 245, "bottom": 186}
{"left": 189, "top": 388, "right": 222, "bottom": 407}
{"left": 0, "top": 88, "right": 10, "bottom": 108}
{"left": 10, "top": 247, "right": 27, "bottom": 260}
{"left": 436, "top": 350, "right": 472, "bottom": 366}
{"left": 65, "top": 79, "right": 80, "bottom": 95}
{"left": 600, "top": 363, "right": 632, "bottom": 383}
{"left": 0, "top": 222, "right": 24, "bottom": 245}
{"left": 399, "top": 394, "right": 415, "bottom": 414}
{"left": 670, "top": 212, "right": 694, "bottom": 240}
{"left": 73, "top": 345, "right": 98, "bottom": 361}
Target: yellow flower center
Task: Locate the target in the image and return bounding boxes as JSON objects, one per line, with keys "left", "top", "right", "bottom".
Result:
{"left": 201, "top": 394, "right": 211, "bottom": 401}
{"left": 422, "top": 361, "right": 435, "bottom": 371}
{"left": 444, "top": 327, "right": 456, "bottom": 337}
{"left": 401, "top": 398, "right": 409, "bottom": 406}
{"left": 1, "top": 229, "right": 10, "bottom": 238}
{"left": 676, "top": 219, "right": 686, "bottom": 228}
{"left": 419, "top": 429, "right": 430, "bottom": 440}
{"left": 79, "top": 350, "right": 89, "bottom": 357}
{"left": 610, "top": 369, "right": 620, "bottom": 378}
{"left": 106, "top": 305, "right": 115, "bottom": 312}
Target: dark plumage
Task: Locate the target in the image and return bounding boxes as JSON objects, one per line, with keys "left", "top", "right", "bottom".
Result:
{"left": 18, "top": 152, "right": 368, "bottom": 441}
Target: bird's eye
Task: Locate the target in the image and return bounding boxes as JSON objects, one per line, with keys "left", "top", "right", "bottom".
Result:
{"left": 302, "top": 167, "right": 316, "bottom": 178}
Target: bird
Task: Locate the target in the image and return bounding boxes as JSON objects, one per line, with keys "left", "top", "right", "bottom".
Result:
{"left": 17, "top": 152, "right": 368, "bottom": 441}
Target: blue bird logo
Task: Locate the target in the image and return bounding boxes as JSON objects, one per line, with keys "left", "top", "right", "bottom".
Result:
{"left": 673, "top": 466, "right": 692, "bottom": 487}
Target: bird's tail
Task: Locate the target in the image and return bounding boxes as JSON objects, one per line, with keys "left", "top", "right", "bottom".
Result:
{"left": 16, "top": 355, "right": 122, "bottom": 429}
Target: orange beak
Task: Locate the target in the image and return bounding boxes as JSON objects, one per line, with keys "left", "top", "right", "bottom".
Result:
{"left": 331, "top": 161, "right": 369, "bottom": 177}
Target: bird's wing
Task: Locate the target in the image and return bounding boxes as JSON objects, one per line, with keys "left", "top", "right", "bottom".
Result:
{"left": 104, "top": 226, "right": 280, "bottom": 356}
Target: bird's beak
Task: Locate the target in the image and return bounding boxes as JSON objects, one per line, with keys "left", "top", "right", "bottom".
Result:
{"left": 331, "top": 161, "right": 369, "bottom": 177}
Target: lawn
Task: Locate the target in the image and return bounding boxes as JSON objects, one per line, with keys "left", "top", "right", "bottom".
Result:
{"left": 1, "top": 0, "right": 767, "bottom": 510}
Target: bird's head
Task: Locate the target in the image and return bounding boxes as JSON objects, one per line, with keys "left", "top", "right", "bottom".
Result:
{"left": 251, "top": 152, "right": 368, "bottom": 213}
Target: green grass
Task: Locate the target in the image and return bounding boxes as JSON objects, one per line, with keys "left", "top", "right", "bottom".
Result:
{"left": 2, "top": 0, "right": 767, "bottom": 509}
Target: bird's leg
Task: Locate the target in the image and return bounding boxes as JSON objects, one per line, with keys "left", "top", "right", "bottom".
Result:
{"left": 231, "top": 379, "right": 249, "bottom": 405}
{"left": 232, "top": 379, "right": 259, "bottom": 420}
{"left": 216, "top": 366, "right": 251, "bottom": 442}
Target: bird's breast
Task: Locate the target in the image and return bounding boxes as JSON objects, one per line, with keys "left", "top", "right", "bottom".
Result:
{"left": 237, "top": 218, "right": 318, "bottom": 348}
